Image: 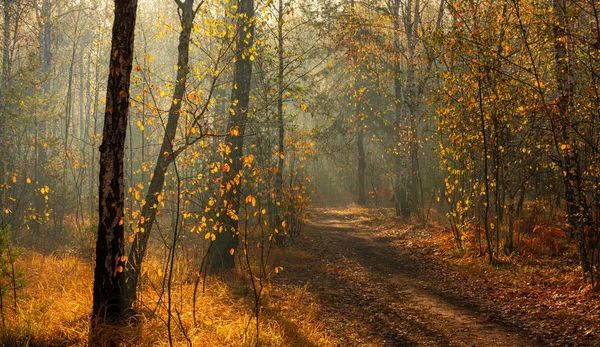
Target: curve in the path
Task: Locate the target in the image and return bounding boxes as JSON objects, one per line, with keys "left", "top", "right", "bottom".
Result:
{"left": 277, "top": 209, "right": 540, "bottom": 347}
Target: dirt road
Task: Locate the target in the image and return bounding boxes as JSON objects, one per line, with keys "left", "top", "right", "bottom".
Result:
{"left": 275, "top": 208, "right": 541, "bottom": 346}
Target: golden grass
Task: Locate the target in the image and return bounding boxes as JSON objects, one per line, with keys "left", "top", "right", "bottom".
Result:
{"left": 1, "top": 249, "right": 336, "bottom": 346}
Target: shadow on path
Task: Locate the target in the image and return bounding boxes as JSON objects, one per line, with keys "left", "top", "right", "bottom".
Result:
{"left": 274, "top": 208, "right": 541, "bottom": 346}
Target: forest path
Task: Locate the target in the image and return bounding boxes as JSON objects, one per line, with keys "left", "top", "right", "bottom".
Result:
{"left": 274, "top": 207, "right": 540, "bottom": 346}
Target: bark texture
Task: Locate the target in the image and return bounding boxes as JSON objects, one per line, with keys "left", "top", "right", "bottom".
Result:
{"left": 92, "top": 0, "right": 138, "bottom": 324}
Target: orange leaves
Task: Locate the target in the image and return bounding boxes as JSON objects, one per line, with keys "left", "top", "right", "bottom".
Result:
{"left": 187, "top": 91, "right": 199, "bottom": 102}
{"left": 243, "top": 154, "right": 254, "bottom": 168}
{"left": 516, "top": 225, "right": 567, "bottom": 257}
{"left": 244, "top": 195, "right": 257, "bottom": 207}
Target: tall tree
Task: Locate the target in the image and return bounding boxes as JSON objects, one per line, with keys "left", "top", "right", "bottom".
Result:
{"left": 551, "top": 0, "right": 592, "bottom": 281}
{"left": 126, "top": 0, "right": 201, "bottom": 307}
{"left": 92, "top": 0, "right": 138, "bottom": 324}
{"left": 387, "top": 0, "right": 410, "bottom": 217}
{"left": 0, "top": 0, "right": 12, "bottom": 188}
{"left": 210, "top": 0, "right": 255, "bottom": 272}
{"left": 273, "top": 0, "right": 287, "bottom": 242}
{"left": 351, "top": 0, "right": 367, "bottom": 206}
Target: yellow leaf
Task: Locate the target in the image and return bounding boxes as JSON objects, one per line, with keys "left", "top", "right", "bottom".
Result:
{"left": 229, "top": 248, "right": 235, "bottom": 255}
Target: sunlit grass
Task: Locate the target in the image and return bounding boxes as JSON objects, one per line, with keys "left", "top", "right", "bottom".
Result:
{"left": 1, "top": 249, "right": 335, "bottom": 346}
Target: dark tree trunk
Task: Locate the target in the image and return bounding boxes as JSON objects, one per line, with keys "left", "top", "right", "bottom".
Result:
{"left": 126, "top": 0, "right": 196, "bottom": 308}
{"left": 477, "top": 72, "right": 494, "bottom": 264}
{"left": 350, "top": 0, "right": 366, "bottom": 207}
{"left": 391, "top": 0, "right": 410, "bottom": 217}
{"left": 552, "top": 0, "right": 593, "bottom": 281}
{"left": 210, "top": 0, "right": 255, "bottom": 272}
{"left": 357, "top": 126, "right": 366, "bottom": 205}
{"left": 274, "top": 0, "right": 285, "bottom": 245}
{"left": 31, "top": 0, "right": 53, "bottom": 235}
{"left": 0, "top": 0, "right": 12, "bottom": 204}
{"left": 0, "top": 0, "right": 10, "bottom": 149}
{"left": 405, "top": 0, "right": 421, "bottom": 216}
{"left": 91, "top": 0, "right": 138, "bottom": 324}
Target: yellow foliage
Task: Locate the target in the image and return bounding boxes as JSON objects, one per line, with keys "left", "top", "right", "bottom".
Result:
{"left": 0, "top": 250, "right": 336, "bottom": 346}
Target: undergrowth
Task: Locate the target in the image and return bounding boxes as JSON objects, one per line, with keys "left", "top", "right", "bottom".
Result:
{"left": 0, "top": 249, "right": 334, "bottom": 346}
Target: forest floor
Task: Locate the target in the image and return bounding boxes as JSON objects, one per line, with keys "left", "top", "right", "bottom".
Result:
{"left": 4, "top": 206, "right": 600, "bottom": 346}
{"left": 272, "top": 206, "right": 600, "bottom": 346}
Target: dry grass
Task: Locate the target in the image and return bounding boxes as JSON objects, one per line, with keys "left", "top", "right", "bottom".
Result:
{"left": 1, "top": 249, "right": 336, "bottom": 346}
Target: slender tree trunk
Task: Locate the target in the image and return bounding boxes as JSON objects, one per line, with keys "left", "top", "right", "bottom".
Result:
{"left": 477, "top": 72, "right": 494, "bottom": 264}
{"left": 210, "top": 0, "right": 255, "bottom": 272}
{"left": 504, "top": 197, "right": 515, "bottom": 255}
{"left": 126, "top": 0, "right": 196, "bottom": 307}
{"left": 274, "top": 0, "right": 286, "bottom": 244}
{"left": 552, "top": 0, "right": 592, "bottom": 281}
{"left": 405, "top": 0, "right": 421, "bottom": 215}
{"left": 391, "top": 0, "right": 410, "bottom": 217}
{"left": 33, "top": 0, "right": 52, "bottom": 233}
{"left": 89, "top": 52, "right": 101, "bottom": 222}
{"left": 357, "top": 126, "right": 366, "bottom": 205}
{"left": 0, "top": 0, "right": 10, "bottom": 148}
{"left": 350, "top": 0, "right": 366, "bottom": 206}
{"left": 91, "top": 0, "right": 138, "bottom": 324}
{"left": 0, "top": 0, "right": 12, "bottom": 206}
